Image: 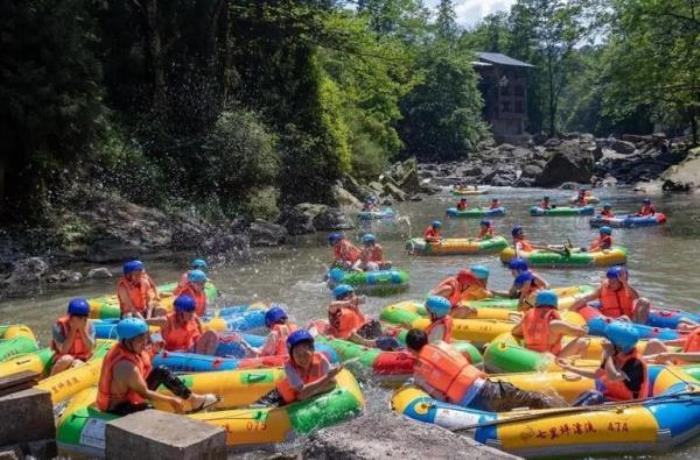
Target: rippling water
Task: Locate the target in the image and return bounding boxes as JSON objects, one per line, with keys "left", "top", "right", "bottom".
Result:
{"left": 2, "top": 186, "right": 700, "bottom": 458}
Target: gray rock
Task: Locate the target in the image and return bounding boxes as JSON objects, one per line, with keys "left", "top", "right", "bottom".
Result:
{"left": 47, "top": 269, "right": 83, "bottom": 284}
{"left": 249, "top": 220, "right": 287, "bottom": 247}
{"left": 661, "top": 147, "right": 700, "bottom": 191}
{"left": 543, "top": 138, "right": 562, "bottom": 148}
{"left": 611, "top": 139, "right": 636, "bottom": 155}
{"left": 87, "top": 267, "right": 113, "bottom": 279}
{"left": 277, "top": 203, "right": 327, "bottom": 236}
{"left": 0, "top": 257, "right": 49, "bottom": 297}
{"left": 383, "top": 182, "right": 407, "bottom": 201}
{"left": 559, "top": 181, "right": 583, "bottom": 190}
{"left": 313, "top": 208, "right": 355, "bottom": 231}
{"left": 333, "top": 185, "right": 363, "bottom": 208}
{"left": 535, "top": 139, "right": 595, "bottom": 187}
{"left": 368, "top": 181, "right": 384, "bottom": 194}
{"left": 521, "top": 164, "right": 543, "bottom": 178}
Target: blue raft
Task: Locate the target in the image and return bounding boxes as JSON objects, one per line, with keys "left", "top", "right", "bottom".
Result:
{"left": 590, "top": 213, "right": 667, "bottom": 228}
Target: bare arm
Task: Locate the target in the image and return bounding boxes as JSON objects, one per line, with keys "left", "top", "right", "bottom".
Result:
{"left": 511, "top": 317, "right": 525, "bottom": 338}
{"left": 550, "top": 320, "right": 588, "bottom": 337}
{"left": 571, "top": 288, "right": 601, "bottom": 311}
{"left": 113, "top": 361, "right": 184, "bottom": 412}
{"left": 117, "top": 285, "right": 137, "bottom": 315}
{"left": 296, "top": 367, "right": 342, "bottom": 401}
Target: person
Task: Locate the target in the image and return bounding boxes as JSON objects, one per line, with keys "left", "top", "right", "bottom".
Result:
{"left": 406, "top": 329, "right": 562, "bottom": 411}
{"left": 117, "top": 260, "right": 159, "bottom": 318}
{"left": 423, "top": 220, "right": 442, "bottom": 243}
{"left": 636, "top": 198, "right": 656, "bottom": 216}
{"left": 510, "top": 271, "right": 548, "bottom": 310}
{"left": 245, "top": 306, "right": 298, "bottom": 357}
{"left": 423, "top": 296, "right": 454, "bottom": 343}
{"left": 489, "top": 198, "right": 501, "bottom": 209}
{"left": 96, "top": 317, "right": 217, "bottom": 415}
{"left": 328, "top": 233, "right": 361, "bottom": 269}
{"left": 355, "top": 233, "right": 391, "bottom": 271}
{"left": 574, "top": 189, "right": 587, "bottom": 207}
{"left": 588, "top": 226, "right": 613, "bottom": 252}
{"left": 178, "top": 258, "right": 208, "bottom": 289}
{"left": 456, "top": 198, "right": 468, "bottom": 211}
{"left": 600, "top": 203, "right": 615, "bottom": 218}
{"left": 540, "top": 196, "right": 552, "bottom": 210}
{"left": 570, "top": 266, "right": 650, "bottom": 322}
{"left": 511, "top": 225, "right": 535, "bottom": 252}
{"left": 477, "top": 220, "right": 494, "bottom": 240}
{"left": 430, "top": 266, "right": 492, "bottom": 318}
{"left": 508, "top": 258, "right": 549, "bottom": 291}
{"left": 559, "top": 322, "right": 648, "bottom": 405}
{"left": 511, "top": 291, "right": 589, "bottom": 358}
{"left": 147, "top": 295, "right": 219, "bottom": 355}
{"left": 173, "top": 269, "right": 208, "bottom": 317}
{"left": 50, "top": 298, "right": 96, "bottom": 375}
{"left": 361, "top": 198, "right": 376, "bottom": 212}
{"left": 642, "top": 325, "right": 700, "bottom": 364}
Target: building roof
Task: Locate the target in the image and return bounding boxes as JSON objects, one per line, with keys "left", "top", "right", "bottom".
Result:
{"left": 476, "top": 52, "right": 534, "bottom": 68}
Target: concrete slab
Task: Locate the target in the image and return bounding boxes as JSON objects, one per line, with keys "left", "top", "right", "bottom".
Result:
{"left": 0, "top": 388, "right": 55, "bottom": 445}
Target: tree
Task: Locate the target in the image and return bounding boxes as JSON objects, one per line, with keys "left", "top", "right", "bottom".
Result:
{"left": 435, "top": 0, "right": 457, "bottom": 41}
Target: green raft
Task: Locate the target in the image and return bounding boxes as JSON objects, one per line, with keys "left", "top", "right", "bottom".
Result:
{"left": 465, "top": 285, "right": 596, "bottom": 310}
{"left": 500, "top": 246, "right": 628, "bottom": 268}
{"left": 327, "top": 268, "right": 409, "bottom": 296}
{"left": 483, "top": 333, "right": 553, "bottom": 373}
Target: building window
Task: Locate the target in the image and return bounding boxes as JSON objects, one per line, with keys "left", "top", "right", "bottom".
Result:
{"left": 515, "top": 85, "right": 524, "bottom": 97}
{"left": 515, "top": 100, "right": 524, "bottom": 114}
{"left": 501, "top": 101, "right": 511, "bottom": 113}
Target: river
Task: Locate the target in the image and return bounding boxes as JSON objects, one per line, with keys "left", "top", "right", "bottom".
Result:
{"left": 2, "top": 186, "right": 699, "bottom": 458}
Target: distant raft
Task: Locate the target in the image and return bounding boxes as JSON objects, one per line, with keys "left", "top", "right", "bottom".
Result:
{"left": 499, "top": 246, "right": 627, "bottom": 268}
{"left": 452, "top": 188, "right": 488, "bottom": 196}
{"left": 589, "top": 212, "right": 667, "bottom": 228}
{"left": 445, "top": 207, "right": 506, "bottom": 218}
{"left": 530, "top": 205, "right": 595, "bottom": 216}
{"left": 357, "top": 208, "right": 396, "bottom": 221}
{"left": 327, "top": 267, "right": 410, "bottom": 296}
{"left": 464, "top": 285, "right": 595, "bottom": 311}
{"left": 0, "top": 324, "right": 38, "bottom": 362}
{"left": 568, "top": 195, "right": 600, "bottom": 205}
{"left": 407, "top": 236, "right": 508, "bottom": 256}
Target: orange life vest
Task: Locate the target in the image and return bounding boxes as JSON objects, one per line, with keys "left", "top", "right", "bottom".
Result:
{"left": 515, "top": 237, "right": 534, "bottom": 252}
{"left": 598, "top": 348, "right": 648, "bottom": 400}
{"left": 414, "top": 342, "right": 485, "bottom": 403}
{"left": 522, "top": 307, "right": 562, "bottom": 354}
{"left": 460, "top": 284, "right": 490, "bottom": 302}
{"left": 117, "top": 277, "right": 150, "bottom": 315}
{"left": 423, "top": 227, "right": 440, "bottom": 241}
{"left": 425, "top": 316, "right": 453, "bottom": 343}
{"left": 329, "top": 307, "right": 366, "bottom": 340}
{"left": 264, "top": 324, "right": 298, "bottom": 356}
{"left": 334, "top": 240, "right": 361, "bottom": 263}
{"left": 456, "top": 201, "right": 467, "bottom": 210}
{"left": 361, "top": 245, "right": 384, "bottom": 264}
{"left": 173, "top": 282, "right": 207, "bottom": 317}
{"left": 601, "top": 209, "right": 615, "bottom": 217}
{"left": 96, "top": 343, "right": 152, "bottom": 411}
{"left": 436, "top": 277, "right": 462, "bottom": 307}
{"left": 590, "top": 235, "right": 613, "bottom": 251}
{"left": 682, "top": 328, "right": 700, "bottom": 353}
{"left": 275, "top": 354, "right": 327, "bottom": 404}
{"left": 599, "top": 281, "right": 635, "bottom": 318}
{"left": 162, "top": 312, "right": 201, "bottom": 352}
{"left": 51, "top": 316, "right": 93, "bottom": 361}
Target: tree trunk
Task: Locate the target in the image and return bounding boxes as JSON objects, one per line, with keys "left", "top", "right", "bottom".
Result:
{"left": 133, "top": 0, "right": 165, "bottom": 112}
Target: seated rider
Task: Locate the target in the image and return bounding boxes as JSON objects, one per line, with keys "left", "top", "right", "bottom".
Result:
{"left": 645, "top": 325, "right": 700, "bottom": 364}
{"left": 512, "top": 291, "right": 589, "bottom": 359}
{"left": 355, "top": 233, "right": 391, "bottom": 271}
{"left": 178, "top": 258, "right": 208, "bottom": 289}
{"left": 430, "top": 266, "right": 493, "bottom": 318}
{"left": 147, "top": 295, "right": 219, "bottom": 355}
{"left": 588, "top": 226, "right": 613, "bottom": 252}
{"left": 173, "top": 269, "right": 209, "bottom": 317}
{"left": 456, "top": 198, "right": 468, "bottom": 211}
{"left": 328, "top": 232, "right": 361, "bottom": 270}
{"left": 574, "top": 189, "right": 587, "bottom": 207}
{"left": 560, "top": 322, "right": 648, "bottom": 406}
{"left": 600, "top": 203, "right": 614, "bottom": 218}
{"left": 96, "top": 318, "right": 217, "bottom": 415}
{"left": 50, "top": 298, "right": 96, "bottom": 375}
{"left": 508, "top": 258, "right": 549, "bottom": 292}
{"left": 423, "top": 296, "right": 454, "bottom": 343}
{"left": 245, "top": 306, "right": 298, "bottom": 357}
{"left": 117, "top": 260, "right": 159, "bottom": 319}
{"left": 477, "top": 220, "right": 494, "bottom": 240}
{"left": 540, "top": 196, "right": 552, "bottom": 210}
{"left": 423, "top": 220, "right": 442, "bottom": 243}
{"left": 637, "top": 198, "right": 656, "bottom": 216}
{"left": 511, "top": 225, "right": 539, "bottom": 252}
{"left": 510, "top": 270, "right": 547, "bottom": 311}
{"left": 407, "top": 329, "right": 562, "bottom": 411}
{"left": 489, "top": 198, "right": 501, "bottom": 209}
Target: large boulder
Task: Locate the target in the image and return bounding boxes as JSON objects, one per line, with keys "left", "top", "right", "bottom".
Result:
{"left": 383, "top": 182, "right": 407, "bottom": 201}
{"left": 610, "top": 139, "right": 636, "bottom": 155}
{"left": 313, "top": 208, "right": 355, "bottom": 231}
{"left": 249, "top": 219, "right": 287, "bottom": 247}
{"left": 0, "top": 257, "right": 50, "bottom": 298}
{"left": 87, "top": 267, "right": 113, "bottom": 279}
{"left": 277, "top": 203, "right": 327, "bottom": 236}
{"left": 200, "top": 232, "right": 250, "bottom": 259}
{"left": 661, "top": 147, "right": 700, "bottom": 191}
{"left": 535, "top": 139, "right": 595, "bottom": 187}
{"left": 333, "top": 185, "right": 363, "bottom": 208}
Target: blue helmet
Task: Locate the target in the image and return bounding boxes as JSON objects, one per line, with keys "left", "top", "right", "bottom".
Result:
{"left": 191, "top": 258, "right": 208, "bottom": 270}
{"left": 432, "top": 220, "right": 442, "bottom": 229}
{"left": 123, "top": 260, "right": 144, "bottom": 275}
{"left": 535, "top": 290, "right": 558, "bottom": 308}
{"left": 470, "top": 265, "right": 490, "bottom": 280}
{"left": 67, "top": 298, "right": 90, "bottom": 316}
{"left": 480, "top": 220, "right": 491, "bottom": 227}
{"left": 117, "top": 317, "right": 149, "bottom": 340}
{"left": 600, "top": 226, "right": 612, "bottom": 235}
{"left": 643, "top": 198, "right": 651, "bottom": 204}
{"left": 287, "top": 329, "right": 314, "bottom": 351}
{"left": 508, "top": 258, "right": 528, "bottom": 272}
{"left": 362, "top": 233, "right": 376, "bottom": 244}
{"left": 603, "top": 203, "right": 612, "bottom": 209}
{"left": 425, "top": 296, "right": 451, "bottom": 319}
{"left": 514, "top": 271, "right": 534, "bottom": 286}
{"left": 511, "top": 225, "right": 523, "bottom": 237}
{"left": 605, "top": 322, "right": 639, "bottom": 353}
{"left": 265, "top": 306, "right": 288, "bottom": 327}
{"left": 188, "top": 269, "right": 207, "bottom": 283}
{"left": 328, "top": 232, "right": 343, "bottom": 244}
{"left": 174, "top": 295, "right": 196, "bottom": 313}
{"left": 333, "top": 284, "right": 354, "bottom": 300}
{"left": 606, "top": 266, "right": 626, "bottom": 279}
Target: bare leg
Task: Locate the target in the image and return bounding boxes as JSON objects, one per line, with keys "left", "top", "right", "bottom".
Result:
{"left": 194, "top": 331, "right": 219, "bottom": 355}
{"left": 642, "top": 338, "right": 669, "bottom": 356}
{"left": 50, "top": 355, "right": 76, "bottom": 376}
{"left": 557, "top": 337, "right": 590, "bottom": 360}
{"left": 633, "top": 298, "right": 651, "bottom": 324}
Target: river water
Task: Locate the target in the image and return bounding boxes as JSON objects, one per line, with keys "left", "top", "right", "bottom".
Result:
{"left": 2, "top": 186, "right": 699, "bottom": 458}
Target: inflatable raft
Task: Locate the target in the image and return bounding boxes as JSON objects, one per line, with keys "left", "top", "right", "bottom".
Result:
{"left": 569, "top": 195, "right": 600, "bottom": 205}
{"left": 464, "top": 285, "right": 595, "bottom": 311}
{"left": 530, "top": 205, "right": 595, "bottom": 216}
{"left": 0, "top": 325, "right": 38, "bottom": 361}
{"left": 357, "top": 208, "right": 396, "bottom": 221}
{"left": 407, "top": 236, "right": 508, "bottom": 256}
{"left": 327, "top": 268, "right": 410, "bottom": 296}
{"left": 499, "top": 246, "right": 628, "bottom": 268}
{"left": 445, "top": 207, "right": 505, "bottom": 218}
{"left": 452, "top": 188, "right": 488, "bottom": 196}
{"left": 590, "top": 213, "right": 667, "bottom": 228}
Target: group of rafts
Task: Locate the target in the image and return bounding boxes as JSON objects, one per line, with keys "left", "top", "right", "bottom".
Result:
{"left": 0, "top": 191, "right": 693, "bottom": 458}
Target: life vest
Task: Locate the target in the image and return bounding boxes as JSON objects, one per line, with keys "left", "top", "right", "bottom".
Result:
{"left": 436, "top": 277, "right": 462, "bottom": 307}
{"left": 423, "top": 227, "right": 440, "bottom": 241}
{"left": 522, "top": 307, "right": 562, "bottom": 354}
{"left": 361, "top": 245, "right": 384, "bottom": 264}
{"left": 51, "top": 316, "right": 92, "bottom": 361}
{"left": 682, "top": 328, "right": 700, "bottom": 353}
{"left": 414, "top": 342, "right": 485, "bottom": 403}
{"left": 514, "top": 237, "right": 534, "bottom": 252}
{"left": 329, "top": 307, "right": 366, "bottom": 340}
{"left": 459, "top": 284, "right": 490, "bottom": 302}
{"left": 425, "top": 316, "right": 453, "bottom": 343}
{"left": 640, "top": 205, "right": 655, "bottom": 216}
{"left": 96, "top": 342, "right": 152, "bottom": 411}
{"left": 162, "top": 312, "right": 201, "bottom": 352}
{"left": 478, "top": 227, "right": 494, "bottom": 239}
{"left": 599, "top": 281, "right": 635, "bottom": 318}
{"left": 174, "top": 282, "right": 207, "bottom": 317}
{"left": 117, "top": 277, "right": 149, "bottom": 315}
{"left": 598, "top": 348, "right": 648, "bottom": 400}
{"left": 276, "top": 353, "right": 328, "bottom": 404}
{"left": 264, "top": 324, "right": 298, "bottom": 356}
{"left": 590, "top": 235, "right": 613, "bottom": 251}
{"left": 334, "top": 240, "right": 361, "bottom": 263}
{"left": 456, "top": 202, "right": 467, "bottom": 210}
{"left": 601, "top": 209, "right": 614, "bottom": 217}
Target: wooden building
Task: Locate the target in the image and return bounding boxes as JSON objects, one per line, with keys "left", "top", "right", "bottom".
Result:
{"left": 474, "top": 52, "right": 533, "bottom": 141}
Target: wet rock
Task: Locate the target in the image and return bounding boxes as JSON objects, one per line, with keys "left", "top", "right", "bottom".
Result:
{"left": 87, "top": 267, "right": 113, "bottom": 279}
{"left": 661, "top": 148, "right": 700, "bottom": 191}
{"left": 0, "top": 257, "right": 49, "bottom": 297}
{"left": 200, "top": 233, "right": 250, "bottom": 259}
{"left": 333, "top": 185, "right": 363, "bottom": 208}
{"left": 303, "top": 411, "right": 518, "bottom": 460}
{"left": 535, "top": 139, "right": 595, "bottom": 187}
{"left": 277, "top": 203, "right": 326, "bottom": 236}
{"left": 610, "top": 139, "right": 636, "bottom": 155}
{"left": 47, "top": 269, "right": 83, "bottom": 284}
{"left": 558, "top": 182, "right": 582, "bottom": 190}
{"left": 249, "top": 220, "right": 287, "bottom": 247}
{"left": 368, "top": 181, "right": 384, "bottom": 194}
{"left": 383, "top": 182, "right": 407, "bottom": 202}
{"left": 313, "top": 208, "right": 355, "bottom": 231}
{"left": 521, "top": 164, "right": 543, "bottom": 178}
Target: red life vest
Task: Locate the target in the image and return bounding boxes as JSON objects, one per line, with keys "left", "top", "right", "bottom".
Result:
{"left": 540, "top": 201, "right": 551, "bottom": 209}
{"left": 640, "top": 205, "right": 655, "bottom": 216}
{"left": 329, "top": 307, "right": 366, "bottom": 340}
{"left": 490, "top": 203, "right": 500, "bottom": 209}
{"left": 162, "top": 312, "right": 201, "bottom": 352}
{"left": 264, "top": 324, "right": 298, "bottom": 356}
{"left": 515, "top": 237, "right": 534, "bottom": 252}
{"left": 174, "top": 282, "right": 207, "bottom": 317}
{"left": 414, "top": 342, "right": 485, "bottom": 403}
{"left": 682, "top": 328, "right": 700, "bottom": 353}
{"left": 334, "top": 240, "right": 361, "bottom": 263}
{"left": 598, "top": 348, "right": 648, "bottom": 401}
{"left": 601, "top": 209, "right": 615, "bottom": 217}
{"left": 522, "top": 307, "right": 562, "bottom": 354}
{"left": 275, "top": 353, "right": 328, "bottom": 404}
{"left": 436, "top": 277, "right": 462, "bottom": 307}
{"left": 423, "top": 227, "right": 440, "bottom": 241}
{"left": 425, "top": 316, "right": 453, "bottom": 343}
{"left": 96, "top": 342, "right": 152, "bottom": 411}
{"left": 51, "top": 316, "right": 92, "bottom": 361}
{"left": 117, "top": 277, "right": 150, "bottom": 315}
{"left": 361, "top": 245, "right": 384, "bottom": 264}
{"left": 456, "top": 201, "right": 467, "bottom": 210}
{"left": 590, "top": 235, "right": 613, "bottom": 251}
{"left": 599, "top": 281, "right": 635, "bottom": 318}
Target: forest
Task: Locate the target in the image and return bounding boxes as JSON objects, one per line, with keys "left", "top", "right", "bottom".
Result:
{"left": 1, "top": 0, "right": 697, "bottom": 224}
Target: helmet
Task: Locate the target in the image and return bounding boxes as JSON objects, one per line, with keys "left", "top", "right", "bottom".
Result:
{"left": 432, "top": 220, "right": 442, "bottom": 229}
{"left": 606, "top": 266, "right": 625, "bottom": 279}
{"left": 333, "top": 284, "right": 354, "bottom": 300}
{"left": 470, "top": 265, "right": 490, "bottom": 280}
{"left": 67, "top": 298, "right": 90, "bottom": 316}
{"left": 425, "top": 296, "right": 451, "bottom": 319}
{"left": 287, "top": 329, "right": 314, "bottom": 351}
{"left": 174, "top": 295, "right": 196, "bottom": 313}
{"left": 480, "top": 220, "right": 491, "bottom": 227}
{"left": 535, "top": 290, "right": 558, "bottom": 308}
{"left": 328, "top": 232, "right": 343, "bottom": 244}
{"left": 117, "top": 317, "right": 149, "bottom": 340}
{"left": 600, "top": 226, "right": 612, "bottom": 235}
{"left": 511, "top": 225, "right": 523, "bottom": 237}
{"left": 605, "top": 322, "right": 639, "bottom": 353}
{"left": 188, "top": 269, "right": 207, "bottom": 283}
{"left": 191, "top": 258, "right": 208, "bottom": 270}
{"left": 265, "top": 306, "right": 288, "bottom": 327}
{"left": 543, "top": 196, "right": 550, "bottom": 200}
{"left": 514, "top": 271, "right": 534, "bottom": 286}
{"left": 362, "top": 233, "right": 376, "bottom": 244}
{"left": 508, "top": 258, "right": 528, "bottom": 272}
{"left": 603, "top": 203, "right": 612, "bottom": 209}
{"left": 643, "top": 198, "right": 651, "bottom": 204}
{"left": 492, "top": 198, "right": 498, "bottom": 202}
{"left": 123, "top": 260, "right": 144, "bottom": 275}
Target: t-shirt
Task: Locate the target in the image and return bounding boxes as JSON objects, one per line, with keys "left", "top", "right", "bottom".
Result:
{"left": 284, "top": 354, "right": 331, "bottom": 391}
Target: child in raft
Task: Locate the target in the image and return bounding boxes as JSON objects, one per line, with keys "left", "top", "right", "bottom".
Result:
{"left": 600, "top": 203, "right": 614, "bottom": 217}
{"left": 430, "top": 266, "right": 493, "bottom": 318}
{"left": 117, "top": 260, "right": 160, "bottom": 319}
{"left": 50, "top": 298, "right": 96, "bottom": 375}
{"left": 353, "top": 233, "right": 392, "bottom": 271}
{"left": 406, "top": 329, "right": 563, "bottom": 411}
{"left": 507, "top": 259, "right": 549, "bottom": 310}
{"left": 423, "top": 220, "right": 442, "bottom": 243}
{"left": 573, "top": 189, "right": 588, "bottom": 207}
{"left": 177, "top": 258, "right": 208, "bottom": 289}
{"left": 328, "top": 232, "right": 361, "bottom": 269}
{"left": 422, "top": 296, "right": 455, "bottom": 343}
{"left": 540, "top": 196, "right": 552, "bottom": 209}
{"left": 242, "top": 306, "right": 299, "bottom": 357}
{"left": 643, "top": 324, "right": 700, "bottom": 364}
{"left": 477, "top": 220, "right": 494, "bottom": 240}
{"left": 456, "top": 198, "right": 468, "bottom": 211}
{"left": 489, "top": 198, "right": 501, "bottom": 209}
{"left": 587, "top": 226, "right": 613, "bottom": 252}
{"left": 147, "top": 295, "right": 220, "bottom": 355}
{"left": 173, "top": 269, "right": 209, "bottom": 317}
{"left": 636, "top": 198, "right": 656, "bottom": 216}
